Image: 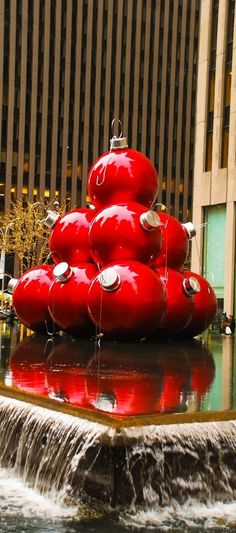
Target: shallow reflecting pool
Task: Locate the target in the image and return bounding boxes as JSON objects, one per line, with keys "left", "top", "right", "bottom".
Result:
{"left": 0, "top": 323, "right": 235, "bottom": 419}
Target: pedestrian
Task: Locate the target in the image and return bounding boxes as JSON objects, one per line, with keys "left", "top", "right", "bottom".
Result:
{"left": 6, "top": 305, "right": 15, "bottom": 325}
{"left": 228, "top": 314, "right": 235, "bottom": 335}
{"left": 220, "top": 312, "right": 228, "bottom": 334}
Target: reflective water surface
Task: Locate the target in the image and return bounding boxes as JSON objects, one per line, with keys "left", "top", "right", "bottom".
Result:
{"left": 0, "top": 323, "right": 235, "bottom": 418}
{"left": 0, "top": 323, "right": 236, "bottom": 532}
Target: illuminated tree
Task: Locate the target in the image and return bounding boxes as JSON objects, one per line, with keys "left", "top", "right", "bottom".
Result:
{"left": 0, "top": 199, "right": 65, "bottom": 275}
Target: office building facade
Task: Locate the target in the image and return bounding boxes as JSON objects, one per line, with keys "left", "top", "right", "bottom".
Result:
{"left": 192, "top": 0, "right": 236, "bottom": 315}
{"left": 0, "top": 0, "right": 199, "bottom": 221}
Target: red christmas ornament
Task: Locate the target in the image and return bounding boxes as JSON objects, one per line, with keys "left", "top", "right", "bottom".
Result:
{"left": 89, "top": 202, "right": 162, "bottom": 266}
{"left": 10, "top": 335, "right": 48, "bottom": 396}
{"left": 11, "top": 265, "right": 54, "bottom": 333}
{"left": 48, "top": 262, "right": 98, "bottom": 337}
{"left": 87, "top": 136, "right": 159, "bottom": 209}
{"left": 179, "top": 271, "right": 217, "bottom": 337}
{"left": 43, "top": 208, "right": 95, "bottom": 265}
{"left": 87, "top": 261, "right": 167, "bottom": 340}
{"left": 153, "top": 267, "right": 200, "bottom": 337}
{"left": 154, "top": 212, "right": 196, "bottom": 270}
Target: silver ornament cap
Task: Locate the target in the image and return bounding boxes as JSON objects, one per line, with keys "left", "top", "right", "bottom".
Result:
{"left": 183, "top": 276, "right": 201, "bottom": 296}
{"left": 140, "top": 210, "right": 161, "bottom": 231}
{"left": 53, "top": 262, "right": 72, "bottom": 283}
{"left": 182, "top": 222, "right": 196, "bottom": 239}
{"left": 110, "top": 136, "right": 128, "bottom": 150}
{"left": 7, "top": 278, "right": 18, "bottom": 293}
{"left": 98, "top": 268, "right": 121, "bottom": 291}
{"left": 43, "top": 210, "right": 60, "bottom": 229}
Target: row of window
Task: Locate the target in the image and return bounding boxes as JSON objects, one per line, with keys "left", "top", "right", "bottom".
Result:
{"left": 205, "top": 0, "right": 235, "bottom": 172}
{"left": 0, "top": 0, "right": 199, "bottom": 220}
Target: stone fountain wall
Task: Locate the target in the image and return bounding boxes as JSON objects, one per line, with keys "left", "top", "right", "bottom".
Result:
{"left": 1, "top": 395, "right": 236, "bottom": 510}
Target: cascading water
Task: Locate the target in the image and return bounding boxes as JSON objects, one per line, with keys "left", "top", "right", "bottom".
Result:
{"left": 118, "top": 422, "right": 236, "bottom": 531}
{"left": 0, "top": 396, "right": 116, "bottom": 506}
{"left": 117, "top": 422, "right": 236, "bottom": 508}
{"left": 1, "top": 393, "right": 236, "bottom": 518}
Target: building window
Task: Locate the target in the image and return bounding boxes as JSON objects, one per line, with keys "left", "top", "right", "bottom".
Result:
{"left": 205, "top": 1, "right": 218, "bottom": 171}
{"left": 221, "top": 0, "right": 235, "bottom": 168}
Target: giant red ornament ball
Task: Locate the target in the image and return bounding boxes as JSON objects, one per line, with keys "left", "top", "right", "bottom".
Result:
{"left": 179, "top": 271, "right": 217, "bottom": 338}
{"left": 87, "top": 261, "right": 167, "bottom": 340}
{"left": 12, "top": 265, "right": 54, "bottom": 333}
{"left": 48, "top": 262, "right": 98, "bottom": 337}
{"left": 89, "top": 202, "right": 162, "bottom": 266}
{"left": 87, "top": 137, "right": 159, "bottom": 209}
{"left": 45, "top": 208, "right": 95, "bottom": 265}
{"left": 154, "top": 212, "right": 195, "bottom": 270}
{"left": 153, "top": 267, "right": 200, "bottom": 337}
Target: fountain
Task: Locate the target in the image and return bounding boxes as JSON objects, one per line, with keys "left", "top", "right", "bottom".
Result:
{"left": 1, "top": 130, "right": 234, "bottom": 530}
{"left": 0, "top": 327, "right": 235, "bottom": 514}
{"left": 0, "top": 390, "right": 236, "bottom": 510}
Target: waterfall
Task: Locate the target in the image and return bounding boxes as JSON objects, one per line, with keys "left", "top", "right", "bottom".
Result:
{"left": 0, "top": 396, "right": 116, "bottom": 506}
{"left": 1, "top": 394, "right": 236, "bottom": 512}
{"left": 116, "top": 422, "right": 236, "bottom": 508}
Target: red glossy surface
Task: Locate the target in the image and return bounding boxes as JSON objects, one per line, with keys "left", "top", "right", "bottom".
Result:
{"left": 12, "top": 265, "right": 54, "bottom": 333}
{"left": 8, "top": 334, "right": 216, "bottom": 416}
{"left": 85, "top": 343, "right": 164, "bottom": 416}
{"left": 47, "top": 371, "right": 88, "bottom": 406}
{"left": 179, "top": 271, "right": 217, "bottom": 337}
{"left": 47, "top": 337, "right": 94, "bottom": 365}
{"left": 87, "top": 261, "right": 167, "bottom": 340}
{"left": 49, "top": 208, "right": 95, "bottom": 265}
{"left": 87, "top": 147, "right": 158, "bottom": 209}
{"left": 153, "top": 267, "right": 194, "bottom": 337}
{"left": 156, "top": 350, "right": 190, "bottom": 412}
{"left": 154, "top": 212, "right": 189, "bottom": 270}
{"left": 9, "top": 335, "right": 94, "bottom": 405}
{"left": 48, "top": 263, "right": 98, "bottom": 336}
{"left": 10, "top": 335, "right": 48, "bottom": 395}
{"left": 86, "top": 374, "right": 161, "bottom": 416}
{"left": 191, "top": 351, "right": 215, "bottom": 396}
{"left": 89, "top": 202, "right": 162, "bottom": 266}
{"left": 155, "top": 341, "right": 215, "bottom": 410}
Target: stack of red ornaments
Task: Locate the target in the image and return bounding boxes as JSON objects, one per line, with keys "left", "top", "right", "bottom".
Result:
{"left": 10, "top": 134, "right": 217, "bottom": 341}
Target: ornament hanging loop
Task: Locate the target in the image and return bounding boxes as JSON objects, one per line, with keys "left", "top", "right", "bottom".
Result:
{"left": 110, "top": 118, "right": 128, "bottom": 151}
{"left": 111, "top": 118, "right": 123, "bottom": 140}
{"left": 97, "top": 118, "right": 128, "bottom": 187}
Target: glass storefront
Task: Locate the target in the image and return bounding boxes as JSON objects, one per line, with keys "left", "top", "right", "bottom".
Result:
{"left": 203, "top": 204, "right": 226, "bottom": 312}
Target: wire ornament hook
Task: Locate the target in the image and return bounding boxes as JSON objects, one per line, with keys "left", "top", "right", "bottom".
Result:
{"left": 96, "top": 118, "right": 127, "bottom": 187}
{"left": 111, "top": 118, "right": 123, "bottom": 140}
{"left": 96, "top": 119, "right": 122, "bottom": 187}
{"left": 44, "top": 250, "right": 63, "bottom": 265}
{"left": 152, "top": 202, "right": 168, "bottom": 213}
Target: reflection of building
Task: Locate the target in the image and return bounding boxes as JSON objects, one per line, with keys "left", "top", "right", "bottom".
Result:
{"left": 192, "top": 0, "right": 236, "bottom": 315}
{"left": 0, "top": 0, "right": 199, "bottom": 221}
